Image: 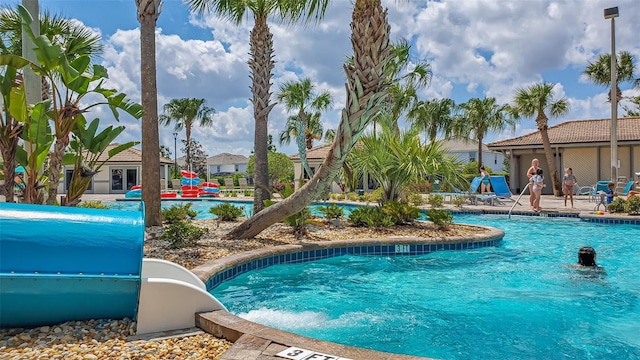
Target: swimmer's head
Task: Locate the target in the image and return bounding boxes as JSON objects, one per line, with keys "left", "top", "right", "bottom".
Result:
{"left": 578, "top": 246, "right": 597, "bottom": 267}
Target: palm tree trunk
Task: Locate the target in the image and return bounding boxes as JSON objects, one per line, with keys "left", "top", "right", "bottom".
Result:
{"left": 46, "top": 135, "right": 67, "bottom": 204}
{"left": 224, "top": 0, "right": 392, "bottom": 239}
{"left": 249, "top": 14, "right": 276, "bottom": 213}
{"left": 1, "top": 140, "right": 18, "bottom": 203}
{"left": 137, "top": 0, "right": 162, "bottom": 226}
{"left": 185, "top": 126, "right": 191, "bottom": 170}
{"left": 477, "top": 135, "right": 483, "bottom": 172}
{"left": 536, "top": 114, "right": 562, "bottom": 196}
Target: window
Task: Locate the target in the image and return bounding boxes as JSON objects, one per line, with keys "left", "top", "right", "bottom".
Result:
{"left": 495, "top": 155, "right": 498, "bottom": 164}
{"left": 235, "top": 164, "right": 239, "bottom": 172}
{"left": 65, "top": 169, "right": 93, "bottom": 191}
{"left": 469, "top": 152, "right": 476, "bottom": 163}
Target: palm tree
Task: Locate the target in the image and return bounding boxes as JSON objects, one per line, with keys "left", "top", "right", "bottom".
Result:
{"left": 374, "top": 40, "right": 431, "bottom": 134}
{"left": 0, "top": 5, "right": 103, "bottom": 204}
{"left": 348, "top": 123, "right": 464, "bottom": 203}
{"left": 512, "top": 83, "right": 570, "bottom": 196}
{"left": 407, "top": 98, "right": 456, "bottom": 143}
{"left": 455, "top": 97, "right": 515, "bottom": 172}
{"left": 159, "top": 98, "right": 215, "bottom": 169}
{"left": 276, "top": 78, "right": 332, "bottom": 177}
{"left": 136, "top": 0, "right": 163, "bottom": 226}
{"left": 224, "top": 0, "right": 393, "bottom": 239}
{"left": 583, "top": 51, "right": 637, "bottom": 103}
{"left": 186, "top": 0, "right": 331, "bottom": 214}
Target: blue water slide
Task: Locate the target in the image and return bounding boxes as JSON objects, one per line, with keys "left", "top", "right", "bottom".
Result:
{"left": 0, "top": 202, "right": 145, "bottom": 328}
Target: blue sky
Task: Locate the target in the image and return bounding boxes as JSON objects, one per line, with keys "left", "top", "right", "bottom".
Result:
{"left": 8, "top": 0, "right": 640, "bottom": 157}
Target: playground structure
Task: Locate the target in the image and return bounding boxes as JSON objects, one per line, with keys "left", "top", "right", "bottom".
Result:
{"left": 0, "top": 202, "right": 226, "bottom": 335}
{"left": 124, "top": 170, "right": 219, "bottom": 199}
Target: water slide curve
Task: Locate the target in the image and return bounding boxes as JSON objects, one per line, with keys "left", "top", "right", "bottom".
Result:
{"left": 0, "top": 202, "right": 225, "bottom": 334}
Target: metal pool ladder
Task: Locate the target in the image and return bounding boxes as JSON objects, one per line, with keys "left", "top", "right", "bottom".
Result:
{"left": 509, "top": 186, "right": 530, "bottom": 219}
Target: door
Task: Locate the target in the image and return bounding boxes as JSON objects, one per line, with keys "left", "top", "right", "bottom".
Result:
{"left": 111, "top": 168, "right": 139, "bottom": 193}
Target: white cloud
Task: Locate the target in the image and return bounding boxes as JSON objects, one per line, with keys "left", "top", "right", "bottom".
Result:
{"left": 64, "top": 0, "right": 639, "bottom": 156}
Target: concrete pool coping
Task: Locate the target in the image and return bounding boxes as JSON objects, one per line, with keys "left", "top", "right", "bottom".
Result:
{"left": 191, "top": 226, "right": 504, "bottom": 360}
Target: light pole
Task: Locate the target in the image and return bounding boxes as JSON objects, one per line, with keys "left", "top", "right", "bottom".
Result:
{"left": 173, "top": 132, "right": 178, "bottom": 178}
{"left": 604, "top": 6, "right": 619, "bottom": 183}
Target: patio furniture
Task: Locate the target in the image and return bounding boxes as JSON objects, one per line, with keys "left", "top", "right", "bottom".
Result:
{"left": 489, "top": 176, "right": 520, "bottom": 205}
{"left": 589, "top": 181, "right": 610, "bottom": 202}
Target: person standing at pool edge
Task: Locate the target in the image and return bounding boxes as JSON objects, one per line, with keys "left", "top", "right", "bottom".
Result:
{"left": 563, "top": 168, "right": 577, "bottom": 208}
{"left": 480, "top": 166, "right": 491, "bottom": 193}
{"left": 526, "top": 159, "right": 540, "bottom": 209}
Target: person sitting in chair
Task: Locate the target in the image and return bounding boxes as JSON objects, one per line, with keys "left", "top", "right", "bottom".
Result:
{"left": 627, "top": 174, "right": 640, "bottom": 200}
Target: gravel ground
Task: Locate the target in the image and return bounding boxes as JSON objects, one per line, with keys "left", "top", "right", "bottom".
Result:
{"left": 1, "top": 219, "right": 486, "bottom": 359}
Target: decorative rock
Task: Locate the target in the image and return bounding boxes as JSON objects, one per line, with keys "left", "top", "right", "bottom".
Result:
{"left": 39, "top": 326, "right": 50, "bottom": 333}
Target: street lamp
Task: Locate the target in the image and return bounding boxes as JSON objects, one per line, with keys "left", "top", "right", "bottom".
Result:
{"left": 173, "top": 132, "right": 178, "bottom": 178}
{"left": 604, "top": 6, "right": 619, "bottom": 183}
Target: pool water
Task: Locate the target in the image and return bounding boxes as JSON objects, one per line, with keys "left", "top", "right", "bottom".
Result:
{"left": 211, "top": 215, "right": 640, "bottom": 359}
{"left": 106, "top": 200, "right": 359, "bottom": 220}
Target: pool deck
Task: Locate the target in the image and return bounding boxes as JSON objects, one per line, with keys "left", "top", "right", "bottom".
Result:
{"left": 66, "top": 193, "right": 633, "bottom": 219}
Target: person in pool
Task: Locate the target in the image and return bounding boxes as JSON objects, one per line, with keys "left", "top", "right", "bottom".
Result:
{"left": 571, "top": 246, "right": 604, "bottom": 271}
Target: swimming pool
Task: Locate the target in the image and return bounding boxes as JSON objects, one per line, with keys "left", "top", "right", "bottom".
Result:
{"left": 107, "top": 200, "right": 359, "bottom": 220}
{"left": 211, "top": 215, "right": 640, "bottom": 359}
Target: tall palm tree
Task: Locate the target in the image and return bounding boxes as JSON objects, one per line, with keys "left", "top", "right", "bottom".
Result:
{"left": 0, "top": 5, "right": 103, "bottom": 204}
{"left": 583, "top": 51, "right": 637, "bottom": 103}
{"left": 455, "top": 97, "right": 515, "bottom": 172}
{"left": 512, "top": 83, "right": 569, "bottom": 196}
{"left": 186, "top": 0, "right": 330, "bottom": 214}
{"left": 407, "top": 98, "right": 456, "bottom": 143}
{"left": 159, "top": 98, "right": 215, "bottom": 169}
{"left": 224, "top": 0, "right": 393, "bottom": 239}
{"left": 276, "top": 78, "right": 332, "bottom": 177}
{"left": 136, "top": 0, "right": 162, "bottom": 226}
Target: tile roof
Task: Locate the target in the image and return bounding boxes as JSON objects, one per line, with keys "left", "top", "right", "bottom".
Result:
{"left": 206, "top": 153, "right": 249, "bottom": 165}
{"left": 440, "top": 138, "right": 495, "bottom": 152}
{"left": 487, "top": 117, "right": 640, "bottom": 148}
{"left": 96, "top": 144, "right": 173, "bottom": 164}
{"left": 290, "top": 144, "right": 333, "bottom": 160}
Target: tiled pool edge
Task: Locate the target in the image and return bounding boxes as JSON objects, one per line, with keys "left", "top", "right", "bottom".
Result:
{"left": 192, "top": 226, "right": 503, "bottom": 360}
{"left": 193, "top": 226, "right": 504, "bottom": 291}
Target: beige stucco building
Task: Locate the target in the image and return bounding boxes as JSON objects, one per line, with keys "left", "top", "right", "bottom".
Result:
{"left": 57, "top": 144, "right": 174, "bottom": 195}
{"left": 487, "top": 117, "right": 640, "bottom": 195}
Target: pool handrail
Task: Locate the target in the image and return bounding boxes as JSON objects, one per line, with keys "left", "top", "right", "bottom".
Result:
{"left": 509, "top": 186, "right": 529, "bottom": 219}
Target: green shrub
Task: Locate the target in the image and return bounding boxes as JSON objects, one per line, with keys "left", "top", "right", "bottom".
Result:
{"left": 228, "top": 191, "right": 238, "bottom": 198}
{"left": 452, "top": 196, "right": 467, "bottom": 208}
{"left": 283, "top": 207, "right": 311, "bottom": 236}
{"left": 346, "top": 192, "right": 361, "bottom": 201}
{"left": 243, "top": 190, "right": 253, "bottom": 197}
{"left": 381, "top": 201, "right": 420, "bottom": 225}
{"left": 362, "top": 188, "right": 384, "bottom": 203}
{"left": 77, "top": 200, "right": 109, "bottom": 209}
{"left": 408, "top": 193, "right": 424, "bottom": 206}
{"left": 330, "top": 193, "right": 346, "bottom": 201}
{"left": 625, "top": 195, "right": 640, "bottom": 215}
{"left": 428, "top": 194, "right": 444, "bottom": 208}
{"left": 347, "top": 206, "right": 393, "bottom": 228}
{"left": 607, "top": 197, "right": 627, "bottom": 213}
{"left": 426, "top": 209, "right": 453, "bottom": 230}
{"left": 160, "top": 220, "right": 208, "bottom": 249}
{"left": 209, "top": 202, "right": 244, "bottom": 221}
{"left": 162, "top": 203, "right": 197, "bottom": 223}
{"left": 318, "top": 203, "right": 344, "bottom": 219}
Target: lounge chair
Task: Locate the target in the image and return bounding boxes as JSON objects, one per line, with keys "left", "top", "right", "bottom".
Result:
{"left": 488, "top": 176, "right": 520, "bottom": 205}
{"left": 238, "top": 178, "right": 254, "bottom": 195}
{"left": 471, "top": 176, "right": 498, "bottom": 205}
{"left": 589, "top": 181, "right": 610, "bottom": 202}
{"left": 620, "top": 181, "right": 634, "bottom": 196}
